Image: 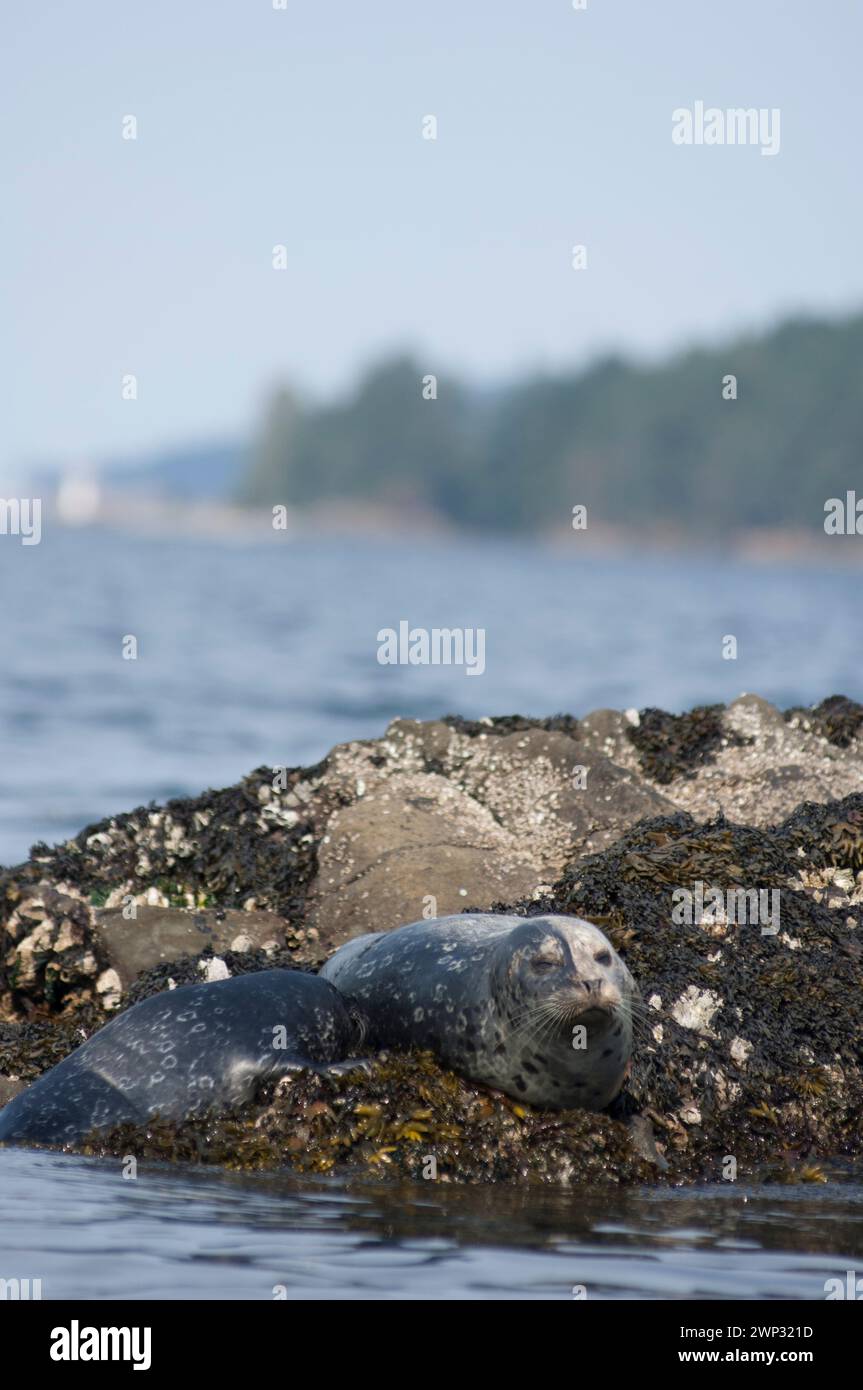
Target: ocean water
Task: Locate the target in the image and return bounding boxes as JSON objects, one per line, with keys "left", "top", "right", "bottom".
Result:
{"left": 1, "top": 1147, "right": 862, "bottom": 1301}
{"left": 2, "top": 525, "right": 862, "bottom": 1301}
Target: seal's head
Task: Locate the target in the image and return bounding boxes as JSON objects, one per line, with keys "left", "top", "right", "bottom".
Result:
{"left": 487, "top": 915, "right": 636, "bottom": 1106}
{"left": 496, "top": 915, "right": 633, "bottom": 1032}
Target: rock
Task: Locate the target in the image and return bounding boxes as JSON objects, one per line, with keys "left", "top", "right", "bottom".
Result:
{"left": 725, "top": 692, "right": 787, "bottom": 738}
{"left": 306, "top": 719, "right": 675, "bottom": 944}
{"left": 452, "top": 727, "right": 674, "bottom": 859}
{"left": 308, "top": 773, "right": 540, "bottom": 947}
{"left": 0, "top": 884, "right": 103, "bottom": 1018}
{"left": 628, "top": 1114, "right": 669, "bottom": 1170}
{"left": 577, "top": 707, "right": 638, "bottom": 758}
{"left": 199, "top": 956, "right": 231, "bottom": 982}
{"left": 666, "top": 697, "right": 863, "bottom": 826}
{"left": 93, "top": 907, "right": 295, "bottom": 995}
{"left": 0, "top": 1076, "right": 25, "bottom": 1107}
{"left": 95, "top": 968, "right": 123, "bottom": 1011}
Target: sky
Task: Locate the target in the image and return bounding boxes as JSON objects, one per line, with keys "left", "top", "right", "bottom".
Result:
{"left": 4, "top": 0, "right": 863, "bottom": 470}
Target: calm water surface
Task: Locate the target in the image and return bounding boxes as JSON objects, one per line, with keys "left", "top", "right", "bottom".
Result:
{"left": 1, "top": 1148, "right": 862, "bottom": 1300}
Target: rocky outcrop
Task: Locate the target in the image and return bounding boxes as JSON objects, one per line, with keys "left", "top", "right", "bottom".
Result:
{"left": 2, "top": 694, "right": 862, "bottom": 1186}
{"left": 305, "top": 718, "right": 675, "bottom": 947}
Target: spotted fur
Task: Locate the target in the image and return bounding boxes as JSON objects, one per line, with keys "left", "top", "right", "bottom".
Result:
{"left": 0, "top": 970, "right": 355, "bottom": 1147}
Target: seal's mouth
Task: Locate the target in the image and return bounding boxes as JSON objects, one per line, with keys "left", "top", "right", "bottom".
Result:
{"left": 511, "top": 987, "right": 621, "bottom": 1047}
{"left": 569, "top": 1003, "right": 615, "bottom": 1027}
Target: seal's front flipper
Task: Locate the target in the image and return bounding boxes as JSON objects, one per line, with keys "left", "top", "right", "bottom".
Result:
{"left": 269, "top": 1059, "right": 375, "bottom": 1103}
{"left": 270, "top": 1055, "right": 376, "bottom": 1080}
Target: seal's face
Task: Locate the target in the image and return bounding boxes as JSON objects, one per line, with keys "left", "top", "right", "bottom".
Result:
{"left": 481, "top": 914, "right": 635, "bottom": 1108}
{"left": 499, "top": 916, "right": 633, "bottom": 1044}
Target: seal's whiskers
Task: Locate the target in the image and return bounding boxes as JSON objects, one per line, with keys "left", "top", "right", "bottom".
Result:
{"left": 616, "top": 995, "right": 652, "bottom": 1042}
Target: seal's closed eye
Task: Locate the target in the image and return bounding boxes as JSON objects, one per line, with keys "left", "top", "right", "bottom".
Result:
{"left": 530, "top": 955, "right": 558, "bottom": 972}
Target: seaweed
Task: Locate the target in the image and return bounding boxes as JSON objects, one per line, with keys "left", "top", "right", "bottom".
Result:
{"left": 14, "top": 763, "right": 323, "bottom": 919}
{"left": 626, "top": 704, "right": 751, "bottom": 784}
{"left": 784, "top": 694, "right": 863, "bottom": 749}
{"left": 78, "top": 1051, "right": 655, "bottom": 1186}
{"left": 442, "top": 713, "right": 581, "bottom": 739}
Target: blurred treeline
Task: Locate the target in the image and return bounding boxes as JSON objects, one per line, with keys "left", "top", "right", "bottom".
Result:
{"left": 240, "top": 312, "right": 863, "bottom": 531}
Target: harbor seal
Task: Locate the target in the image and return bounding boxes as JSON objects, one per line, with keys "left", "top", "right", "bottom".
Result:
{"left": 0, "top": 969, "right": 357, "bottom": 1149}
{"left": 320, "top": 913, "right": 636, "bottom": 1110}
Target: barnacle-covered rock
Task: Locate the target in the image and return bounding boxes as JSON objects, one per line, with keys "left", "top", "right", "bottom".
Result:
{"left": 1, "top": 883, "right": 103, "bottom": 1015}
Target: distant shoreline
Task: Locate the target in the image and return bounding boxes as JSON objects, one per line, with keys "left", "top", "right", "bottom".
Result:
{"left": 44, "top": 488, "right": 863, "bottom": 564}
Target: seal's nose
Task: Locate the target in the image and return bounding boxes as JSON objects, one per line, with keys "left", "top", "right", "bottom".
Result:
{"left": 583, "top": 977, "right": 603, "bottom": 995}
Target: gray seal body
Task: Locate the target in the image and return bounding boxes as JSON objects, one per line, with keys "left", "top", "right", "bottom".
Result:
{"left": 321, "top": 913, "right": 636, "bottom": 1110}
{"left": 0, "top": 969, "right": 355, "bottom": 1148}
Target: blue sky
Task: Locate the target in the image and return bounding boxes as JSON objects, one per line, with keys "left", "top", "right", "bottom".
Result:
{"left": 5, "top": 0, "right": 862, "bottom": 469}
